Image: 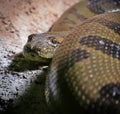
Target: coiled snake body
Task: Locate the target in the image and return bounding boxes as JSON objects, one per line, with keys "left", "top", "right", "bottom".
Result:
{"left": 23, "top": 0, "right": 120, "bottom": 114}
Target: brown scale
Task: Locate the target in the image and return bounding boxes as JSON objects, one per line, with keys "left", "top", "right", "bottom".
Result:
{"left": 46, "top": 12, "right": 120, "bottom": 114}
{"left": 23, "top": 0, "right": 120, "bottom": 62}
{"left": 23, "top": 0, "right": 120, "bottom": 113}
{"left": 50, "top": 0, "right": 95, "bottom": 32}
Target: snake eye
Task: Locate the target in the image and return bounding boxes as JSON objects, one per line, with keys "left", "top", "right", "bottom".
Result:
{"left": 51, "top": 38, "right": 58, "bottom": 44}
{"left": 48, "top": 36, "right": 59, "bottom": 44}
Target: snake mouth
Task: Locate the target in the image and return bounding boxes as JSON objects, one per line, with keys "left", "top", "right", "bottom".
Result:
{"left": 23, "top": 50, "right": 52, "bottom": 63}
{"left": 23, "top": 45, "right": 53, "bottom": 63}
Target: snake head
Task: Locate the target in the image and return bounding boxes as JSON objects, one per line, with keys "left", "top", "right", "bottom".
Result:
{"left": 23, "top": 33, "right": 64, "bottom": 63}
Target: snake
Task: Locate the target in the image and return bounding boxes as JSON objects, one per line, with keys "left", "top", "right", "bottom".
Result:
{"left": 23, "top": 0, "right": 120, "bottom": 113}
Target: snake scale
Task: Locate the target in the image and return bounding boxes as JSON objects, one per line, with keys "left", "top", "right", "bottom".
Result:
{"left": 23, "top": 0, "right": 120, "bottom": 114}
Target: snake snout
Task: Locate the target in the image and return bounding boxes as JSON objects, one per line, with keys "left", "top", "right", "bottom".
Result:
{"left": 24, "top": 44, "right": 33, "bottom": 52}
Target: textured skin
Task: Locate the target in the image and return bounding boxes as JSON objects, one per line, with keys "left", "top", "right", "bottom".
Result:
{"left": 23, "top": 0, "right": 120, "bottom": 113}
{"left": 23, "top": 31, "right": 68, "bottom": 62}
{"left": 50, "top": 0, "right": 120, "bottom": 32}
{"left": 46, "top": 12, "right": 120, "bottom": 114}
{"left": 23, "top": 0, "right": 120, "bottom": 62}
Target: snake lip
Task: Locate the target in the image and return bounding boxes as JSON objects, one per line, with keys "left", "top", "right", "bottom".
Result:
{"left": 23, "top": 51, "right": 52, "bottom": 63}
{"left": 23, "top": 46, "right": 52, "bottom": 63}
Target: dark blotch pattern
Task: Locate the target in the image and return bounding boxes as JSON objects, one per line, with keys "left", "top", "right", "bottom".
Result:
{"left": 100, "top": 83, "right": 120, "bottom": 101}
{"left": 68, "top": 48, "right": 90, "bottom": 67}
{"left": 88, "top": 0, "right": 105, "bottom": 14}
{"left": 69, "top": 8, "right": 87, "bottom": 21}
{"left": 57, "top": 49, "right": 90, "bottom": 71}
{"left": 96, "top": 18, "right": 120, "bottom": 35}
{"left": 80, "top": 35, "right": 120, "bottom": 59}
{"left": 86, "top": 83, "right": 120, "bottom": 114}
{"left": 81, "top": 17, "right": 120, "bottom": 35}
{"left": 62, "top": 17, "right": 76, "bottom": 25}
{"left": 114, "top": 0, "right": 120, "bottom": 5}
{"left": 88, "top": 0, "right": 120, "bottom": 14}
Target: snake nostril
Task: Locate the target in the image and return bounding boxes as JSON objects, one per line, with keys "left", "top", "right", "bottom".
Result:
{"left": 24, "top": 44, "right": 34, "bottom": 53}
{"left": 25, "top": 44, "right": 30, "bottom": 50}
{"left": 30, "top": 53, "right": 36, "bottom": 57}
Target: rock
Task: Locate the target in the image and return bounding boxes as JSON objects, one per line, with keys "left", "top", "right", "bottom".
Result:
{"left": 0, "top": 0, "right": 80, "bottom": 113}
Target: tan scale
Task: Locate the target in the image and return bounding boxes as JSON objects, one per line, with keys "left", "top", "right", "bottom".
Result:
{"left": 23, "top": 0, "right": 120, "bottom": 113}
{"left": 46, "top": 12, "right": 120, "bottom": 113}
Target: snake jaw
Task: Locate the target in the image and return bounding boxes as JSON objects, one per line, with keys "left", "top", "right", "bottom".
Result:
{"left": 23, "top": 45, "right": 52, "bottom": 63}
{"left": 23, "top": 33, "right": 60, "bottom": 63}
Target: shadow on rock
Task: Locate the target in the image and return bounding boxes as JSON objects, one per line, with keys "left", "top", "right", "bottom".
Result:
{"left": 8, "top": 53, "right": 49, "bottom": 72}
{"left": 3, "top": 71, "right": 50, "bottom": 114}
